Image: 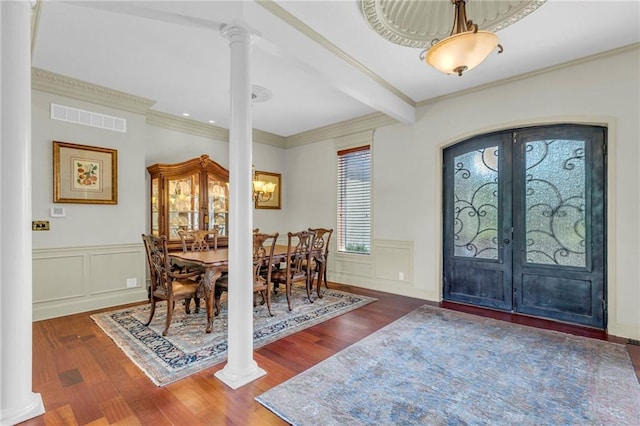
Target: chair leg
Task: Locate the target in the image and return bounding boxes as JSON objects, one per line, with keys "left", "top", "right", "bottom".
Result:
{"left": 145, "top": 298, "right": 157, "bottom": 326}
{"left": 285, "top": 280, "right": 293, "bottom": 311}
{"left": 324, "top": 261, "right": 329, "bottom": 288}
{"left": 265, "top": 285, "right": 273, "bottom": 316}
{"left": 213, "top": 287, "right": 222, "bottom": 316}
{"left": 305, "top": 274, "right": 313, "bottom": 303}
{"left": 163, "top": 297, "right": 174, "bottom": 336}
{"left": 316, "top": 263, "right": 325, "bottom": 299}
{"left": 185, "top": 296, "right": 200, "bottom": 314}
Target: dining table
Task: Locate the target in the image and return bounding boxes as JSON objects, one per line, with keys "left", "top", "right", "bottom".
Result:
{"left": 170, "top": 245, "right": 290, "bottom": 333}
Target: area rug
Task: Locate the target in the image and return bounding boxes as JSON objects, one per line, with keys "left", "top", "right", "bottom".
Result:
{"left": 91, "top": 286, "right": 375, "bottom": 386}
{"left": 256, "top": 305, "right": 640, "bottom": 425}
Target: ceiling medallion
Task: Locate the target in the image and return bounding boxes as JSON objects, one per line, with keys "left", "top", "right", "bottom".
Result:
{"left": 361, "top": 0, "right": 546, "bottom": 49}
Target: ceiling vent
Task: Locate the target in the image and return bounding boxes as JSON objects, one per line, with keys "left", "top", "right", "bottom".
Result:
{"left": 251, "top": 85, "right": 272, "bottom": 103}
{"left": 50, "top": 103, "right": 127, "bottom": 133}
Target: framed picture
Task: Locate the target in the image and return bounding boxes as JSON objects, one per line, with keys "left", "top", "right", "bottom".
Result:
{"left": 53, "top": 141, "right": 118, "bottom": 204}
{"left": 254, "top": 171, "right": 281, "bottom": 209}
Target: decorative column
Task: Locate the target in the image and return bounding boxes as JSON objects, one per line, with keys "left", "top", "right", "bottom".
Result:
{"left": 215, "top": 21, "right": 266, "bottom": 389}
{"left": 0, "top": 0, "right": 46, "bottom": 424}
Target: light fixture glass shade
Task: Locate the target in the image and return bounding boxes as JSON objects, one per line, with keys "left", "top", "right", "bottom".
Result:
{"left": 426, "top": 31, "right": 499, "bottom": 76}
{"left": 253, "top": 180, "right": 266, "bottom": 193}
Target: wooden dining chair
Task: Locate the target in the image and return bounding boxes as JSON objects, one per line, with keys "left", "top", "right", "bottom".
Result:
{"left": 215, "top": 232, "right": 279, "bottom": 316}
{"left": 178, "top": 228, "right": 219, "bottom": 252}
{"left": 271, "top": 230, "right": 315, "bottom": 311}
{"left": 307, "top": 227, "right": 333, "bottom": 296}
{"left": 141, "top": 234, "right": 201, "bottom": 336}
{"left": 176, "top": 229, "right": 219, "bottom": 314}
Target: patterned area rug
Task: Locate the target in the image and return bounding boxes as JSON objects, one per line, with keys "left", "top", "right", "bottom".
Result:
{"left": 256, "top": 305, "right": 640, "bottom": 425}
{"left": 91, "top": 286, "right": 375, "bottom": 386}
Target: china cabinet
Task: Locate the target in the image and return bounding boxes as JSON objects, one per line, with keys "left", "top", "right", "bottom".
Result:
{"left": 147, "top": 155, "right": 229, "bottom": 250}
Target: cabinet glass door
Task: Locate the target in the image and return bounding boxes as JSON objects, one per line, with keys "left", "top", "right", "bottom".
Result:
{"left": 167, "top": 173, "right": 200, "bottom": 240}
{"left": 207, "top": 173, "right": 228, "bottom": 236}
{"left": 151, "top": 177, "right": 160, "bottom": 236}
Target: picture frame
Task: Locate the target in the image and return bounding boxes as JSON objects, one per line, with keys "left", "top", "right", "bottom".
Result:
{"left": 53, "top": 141, "right": 118, "bottom": 204}
{"left": 254, "top": 171, "right": 281, "bottom": 210}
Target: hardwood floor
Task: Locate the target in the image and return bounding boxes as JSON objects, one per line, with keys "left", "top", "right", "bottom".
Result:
{"left": 23, "top": 283, "right": 640, "bottom": 425}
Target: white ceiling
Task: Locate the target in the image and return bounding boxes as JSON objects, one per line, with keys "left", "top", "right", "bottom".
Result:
{"left": 32, "top": 1, "right": 640, "bottom": 137}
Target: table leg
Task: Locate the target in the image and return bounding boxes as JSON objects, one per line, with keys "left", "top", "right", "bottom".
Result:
{"left": 202, "top": 268, "right": 222, "bottom": 333}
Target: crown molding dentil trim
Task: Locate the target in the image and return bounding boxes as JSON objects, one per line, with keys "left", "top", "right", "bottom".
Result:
{"left": 31, "top": 67, "right": 156, "bottom": 114}
{"left": 284, "top": 112, "right": 397, "bottom": 148}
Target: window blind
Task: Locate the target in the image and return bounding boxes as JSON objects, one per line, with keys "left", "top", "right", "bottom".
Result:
{"left": 337, "top": 145, "right": 371, "bottom": 254}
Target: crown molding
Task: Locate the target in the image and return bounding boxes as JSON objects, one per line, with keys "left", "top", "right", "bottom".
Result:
{"left": 284, "top": 112, "right": 397, "bottom": 148}
{"left": 257, "top": 0, "right": 414, "bottom": 108}
{"left": 416, "top": 43, "right": 640, "bottom": 109}
{"left": 253, "top": 129, "right": 286, "bottom": 148}
{"left": 146, "top": 110, "right": 229, "bottom": 140}
{"left": 146, "top": 110, "right": 285, "bottom": 148}
{"left": 32, "top": 68, "right": 155, "bottom": 114}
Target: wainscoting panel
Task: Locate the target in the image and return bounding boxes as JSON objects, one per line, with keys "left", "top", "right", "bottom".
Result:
{"left": 90, "top": 249, "right": 145, "bottom": 295}
{"left": 373, "top": 239, "right": 413, "bottom": 284}
{"left": 333, "top": 253, "right": 374, "bottom": 277}
{"left": 33, "top": 243, "right": 148, "bottom": 321}
{"left": 329, "top": 239, "right": 428, "bottom": 299}
{"left": 33, "top": 254, "right": 85, "bottom": 302}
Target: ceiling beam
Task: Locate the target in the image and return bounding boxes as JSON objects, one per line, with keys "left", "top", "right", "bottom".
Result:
{"left": 249, "top": 0, "right": 416, "bottom": 125}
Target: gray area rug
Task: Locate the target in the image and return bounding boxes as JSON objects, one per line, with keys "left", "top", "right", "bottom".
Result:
{"left": 92, "top": 286, "right": 375, "bottom": 386}
{"left": 256, "top": 304, "right": 640, "bottom": 425}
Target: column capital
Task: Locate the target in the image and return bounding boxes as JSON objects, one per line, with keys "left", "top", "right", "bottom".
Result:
{"left": 220, "top": 19, "right": 261, "bottom": 43}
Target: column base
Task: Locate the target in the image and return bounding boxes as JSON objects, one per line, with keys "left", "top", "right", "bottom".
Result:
{"left": 215, "top": 362, "right": 266, "bottom": 389}
{"left": 0, "top": 392, "right": 45, "bottom": 425}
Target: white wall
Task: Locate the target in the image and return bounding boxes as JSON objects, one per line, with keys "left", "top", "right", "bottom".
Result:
{"left": 32, "top": 91, "right": 147, "bottom": 248}
{"left": 31, "top": 90, "right": 149, "bottom": 319}
{"left": 286, "top": 46, "right": 640, "bottom": 339}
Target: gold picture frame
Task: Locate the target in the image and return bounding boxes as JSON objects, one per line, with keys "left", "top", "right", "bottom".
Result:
{"left": 53, "top": 141, "right": 118, "bottom": 204}
{"left": 254, "top": 171, "right": 281, "bottom": 210}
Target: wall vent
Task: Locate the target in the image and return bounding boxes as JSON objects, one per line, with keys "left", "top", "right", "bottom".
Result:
{"left": 50, "top": 103, "right": 126, "bottom": 133}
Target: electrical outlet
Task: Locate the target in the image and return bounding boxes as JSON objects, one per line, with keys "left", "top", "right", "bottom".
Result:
{"left": 32, "top": 221, "right": 50, "bottom": 231}
{"left": 399, "top": 272, "right": 404, "bottom": 281}
{"left": 126, "top": 278, "right": 137, "bottom": 288}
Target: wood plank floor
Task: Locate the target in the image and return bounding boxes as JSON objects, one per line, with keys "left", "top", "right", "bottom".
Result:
{"left": 22, "top": 283, "right": 640, "bottom": 425}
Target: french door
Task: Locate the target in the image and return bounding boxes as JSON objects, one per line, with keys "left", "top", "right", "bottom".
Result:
{"left": 443, "top": 125, "right": 606, "bottom": 328}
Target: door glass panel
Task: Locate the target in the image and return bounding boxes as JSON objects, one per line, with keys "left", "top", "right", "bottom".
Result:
{"left": 525, "top": 139, "right": 586, "bottom": 267}
{"left": 453, "top": 147, "right": 499, "bottom": 259}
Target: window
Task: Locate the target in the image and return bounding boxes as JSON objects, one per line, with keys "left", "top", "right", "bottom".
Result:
{"left": 337, "top": 145, "right": 371, "bottom": 254}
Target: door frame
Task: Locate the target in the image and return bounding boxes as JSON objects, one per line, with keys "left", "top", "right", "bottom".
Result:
{"left": 437, "top": 118, "right": 614, "bottom": 331}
